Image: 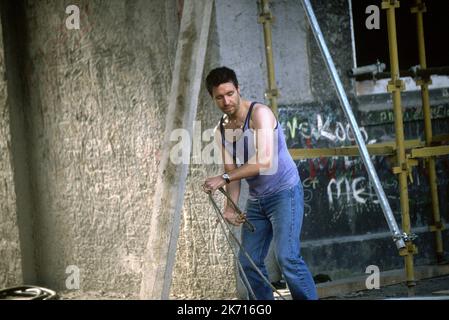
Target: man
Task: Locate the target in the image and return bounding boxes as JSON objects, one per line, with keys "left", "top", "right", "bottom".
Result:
{"left": 202, "top": 66, "right": 317, "bottom": 300}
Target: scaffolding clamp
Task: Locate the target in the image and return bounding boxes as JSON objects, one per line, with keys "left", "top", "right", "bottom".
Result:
{"left": 399, "top": 243, "right": 418, "bottom": 256}
{"left": 264, "top": 88, "right": 279, "bottom": 100}
{"left": 415, "top": 77, "right": 432, "bottom": 86}
{"left": 257, "top": 0, "right": 275, "bottom": 24}
{"left": 397, "top": 233, "right": 418, "bottom": 256}
{"left": 387, "top": 79, "right": 405, "bottom": 92}
{"left": 402, "top": 232, "right": 418, "bottom": 242}
{"left": 410, "top": 65, "right": 432, "bottom": 85}
{"left": 410, "top": 2, "right": 427, "bottom": 14}
{"left": 258, "top": 12, "right": 275, "bottom": 24}
{"left": 394, "top": 232, "right": 418, "bottom": 256}
{"left": 381, "top": 0, "right": 400, "bottom": 10}
{"left": 393, "top": 232, "right": 418, "bottom": 243}
{"left": 429, "top": 221, "right": 445, "bottom": 232}
{"left": 392, "top": 157, "right": 418, "bottom": 183}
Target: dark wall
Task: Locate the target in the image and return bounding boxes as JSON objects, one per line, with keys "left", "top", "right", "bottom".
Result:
{"left": 309, "top": 0, "right": 355, "bottom": 101}
{"left": 279, "top": 96, "right": 449, "bottom": 279}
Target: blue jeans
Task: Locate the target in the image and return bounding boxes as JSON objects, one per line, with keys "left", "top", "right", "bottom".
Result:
{"left": 238, "top": 183, "right": 318, "bottom": 300}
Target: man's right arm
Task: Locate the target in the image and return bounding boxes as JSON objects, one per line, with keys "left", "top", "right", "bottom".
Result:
{"left": 214, "top": 124, "right": 242, "bottom": 226}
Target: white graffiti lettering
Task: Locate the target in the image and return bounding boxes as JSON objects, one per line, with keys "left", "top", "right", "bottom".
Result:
{"left": 284, "top": 114, "right": 369, "bottom": 143}
{"left": 327, "top": 177, "right": 380, "bottom": 206}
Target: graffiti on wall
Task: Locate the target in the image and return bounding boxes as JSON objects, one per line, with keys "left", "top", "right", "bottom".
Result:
{"left": 279, "top": 101, "right": 449, "bottom": 239}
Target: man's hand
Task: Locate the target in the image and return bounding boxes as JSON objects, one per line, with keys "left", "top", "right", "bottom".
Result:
{"left": 202, "top": 175, "right": 226, "bottom": 194}
{"left": 223, "top": 207, "right": 246, "bottom": 226}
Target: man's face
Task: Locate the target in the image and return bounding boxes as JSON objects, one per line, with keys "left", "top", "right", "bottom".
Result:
{"left": 211, "top": 82, "right": 241, "bottom": 115}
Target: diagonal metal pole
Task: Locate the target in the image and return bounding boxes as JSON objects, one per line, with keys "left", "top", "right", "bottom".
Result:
{"left": 300, "top": 0, "right": 405, "bottom": 250}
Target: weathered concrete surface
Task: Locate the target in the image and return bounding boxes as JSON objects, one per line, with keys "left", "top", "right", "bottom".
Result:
{"left": 1, "top": 0, "right": 179, "bottom": 293}
{"left": 0, "top": 0, "right": 239, "bottom": 299}
{"left": 0, "top": 13, "right": 23, "bottom": 288}
{"left": 215, "top": 0, "right": 312, "bottom": 105}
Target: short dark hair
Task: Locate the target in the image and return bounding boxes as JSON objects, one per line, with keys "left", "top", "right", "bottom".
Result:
{"left": 205, "top": 66, "right": 239, "bottom": 96}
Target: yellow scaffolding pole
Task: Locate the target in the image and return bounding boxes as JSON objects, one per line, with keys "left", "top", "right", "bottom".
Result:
{"left": 411, "top": 0, "right": 445, "bottom": 262}
{"left": 382, "top": 0, "right": 417, "bottom": 293}
{"left": 288, "top": 141, "right": 449, "bottom": 160}
{"left": 411, "top": 145, "right": 449, "bottom": 159}
{"left": 258, "top": 0, "right": 279, "bottom": 116}
{"left": 288, "top": 139, "right": 423, "bottom": 159}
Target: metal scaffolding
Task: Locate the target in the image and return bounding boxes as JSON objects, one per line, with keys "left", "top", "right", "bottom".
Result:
{"left": 382, "top": 0, "right": 417, "bottom": 291}
{"left": 411, "top": 0, "right": 445, "bottom": 263}
{"left": 258, "top": 0, "right": 449, "bottom": 295}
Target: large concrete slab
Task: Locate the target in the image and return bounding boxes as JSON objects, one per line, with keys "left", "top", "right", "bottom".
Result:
{"left": 139, "top": 0, "right": 213, "bottom": 299}
{"left": 1, "top": 0, "right": 180, "bottom": 294}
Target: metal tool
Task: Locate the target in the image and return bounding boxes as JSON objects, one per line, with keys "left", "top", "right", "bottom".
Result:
{"left": 217, "top": 187, "right": 256, "bottom": 232}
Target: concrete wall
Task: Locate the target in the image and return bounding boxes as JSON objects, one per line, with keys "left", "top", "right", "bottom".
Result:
{"left": 213, "top": 0, "right": 353, "bottom": 104}
{"left": 0, "top": 13, "right": 23, "bottom": 288}
{"left": 215, "top": 0, "right": 313, "bottom": 105}
{"left": 26, "top": 0, "right": 179, "bottom": 293}
{"left": 1, "top": 0, "right": 180, "bottom": 294}
{"left": 0, "top": 0, "right": 240, "bottom": 300}
{"left": 308, "top": 0, "right": 355, "bottom": 101}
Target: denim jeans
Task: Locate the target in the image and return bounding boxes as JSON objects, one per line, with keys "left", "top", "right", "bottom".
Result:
{"left": 238, "top": 183, "right": 318, "bottom": 300}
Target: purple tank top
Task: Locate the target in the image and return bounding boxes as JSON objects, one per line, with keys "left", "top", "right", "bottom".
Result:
{"left": 220, "top": 102, "right": 299, "bottom": 197}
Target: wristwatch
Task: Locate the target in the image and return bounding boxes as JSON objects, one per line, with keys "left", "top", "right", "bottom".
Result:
{"left": 222, "top": 173, "right": 231, "bottom": 184}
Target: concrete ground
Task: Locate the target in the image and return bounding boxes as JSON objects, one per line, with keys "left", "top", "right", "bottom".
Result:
{"left": 272, "top": 275, "right": 449, "bottom": 300}
{"left": 5, "top": 264, "right": 447, "bottom": 300}
{"left": 60, "top": 273, "right": 449, "bottom": 300}
{"left": 273, "top": 264, "right": 449, "bottom": 300}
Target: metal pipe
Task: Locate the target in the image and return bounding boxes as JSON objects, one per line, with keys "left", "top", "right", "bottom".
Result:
{"left": 382, "top": 0, "right": 416, "bottom": 290}
{"left": 218, "top": 187, "right": 255, "bottom": 232}
{"left": 412, "top": 0, "right": 444, "bottom": 262}
{"left": 258, "top": 0, "right": 279, "bottom": 115}
{"left": 300, "top": 0, "right": 405, "bottom": 250}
